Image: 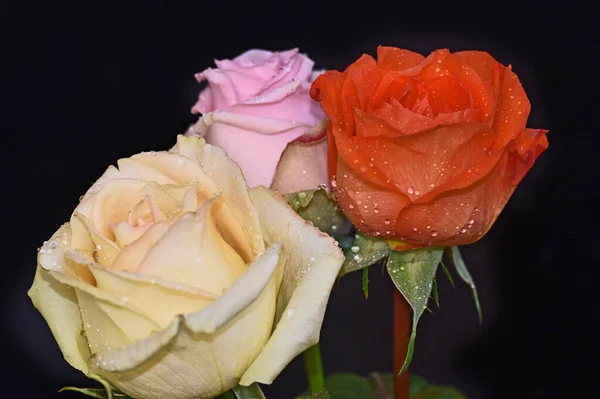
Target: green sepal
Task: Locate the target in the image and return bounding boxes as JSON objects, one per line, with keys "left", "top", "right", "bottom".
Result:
{"left": 339, "top": 232, "right": 390, "bottom": 278}
{"left": 446, "top": 246, "right": 482, "bottom": 323}
{"left": 430, "top": 276, "right": 439, "bottom": 307}
{"left": 285, "top": 188, "right": 346, "bottom": 236}
{"left": 232, "top": 383, "right": 267, "bottom": 399}
{"left": 58, "top": 388, "right": 130, "bottom": 399}
{"left": 362, "top": 267, "right": 370, "bottom": 299}
{"left": 387, "top": 247, "right": 444, "bottom": 374}
{"left": 59, "top": 374, "right": 130, "bottom": 398}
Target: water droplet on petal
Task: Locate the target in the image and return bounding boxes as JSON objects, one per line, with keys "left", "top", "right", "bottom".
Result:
{"left": 430, "top": 230, "right": 438, "bottom": 237}
{"left": 407, "top": 187, "right": 414, "bottom": 194}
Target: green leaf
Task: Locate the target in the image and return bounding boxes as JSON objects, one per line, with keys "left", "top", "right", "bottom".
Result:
{"left": 387, "top": 247, "right": 444, "bottom": 374}
{"left": 58, "top": 387, "right": 130, "bottom": 398}
{"left": 285, "top": 188, "right": 346, "bottom": 236}
{"left": 321, "top": 373, "right": 375, "bottom": 399}
{"left": 218, "top": 391, "right": 237, "bottom": 399}
{"left": 339, "top": 232, "right": 390, "bottom": 278}
{"left": 367, "top": 373, "right": 466, "bottom": 399}
{"left": 408, "top": 375, "right": 430, "bottom": 396}
{"left": 446, "top": 246, "right": 482, "bottom": 323}
{"left": 362, "top": 267, "right": 370, "bottom": 298}
{"left": 295, "top": 391, "right": 332, "bottom": 399}
{"left": 232, "top": 383, "right": 267, "bottom": 399}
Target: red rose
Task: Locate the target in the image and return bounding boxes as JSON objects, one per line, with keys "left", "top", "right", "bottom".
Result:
{"left": 310, "top": 46, "right": 548, "bottom": 247}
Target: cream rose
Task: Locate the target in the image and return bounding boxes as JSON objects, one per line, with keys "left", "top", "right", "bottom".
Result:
{"left": 28, "top": 135, "right": 344, "bottom": 399}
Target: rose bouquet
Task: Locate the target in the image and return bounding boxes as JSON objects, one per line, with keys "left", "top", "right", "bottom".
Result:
{"left": 29, "top": 46, "right": 548, "bottom": 399}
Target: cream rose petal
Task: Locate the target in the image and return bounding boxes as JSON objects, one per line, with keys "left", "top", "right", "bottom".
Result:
{"left": 87, "top": 263, "right": 217, "bottom": 329}
{"left": 88, "top": 178, "right": 148, "bottom": 239}
{"left": 117, "top": 157, "right": 179, "bottom": 185}
{"left": 239, "top": 186, "right": 345, "bottom": 385}
{"left": 89, "top": 244, "right": 282, "bottom": 399}
{"left": 170, "top": 135, "right": 265, "bottom": 260}
{"left": 111, "top": 220, "right": 172, "bottom": 273}
{"left": 61, "top": 251, "right": 162, "bottom": 353}
{"left": 73, "top": 213, "right": 120, "bottom": 267}
{"left": 136, "top": 199, "right": 246, "bottom": 295}
{"left": 27, "top": 224, "right": 91, "bottom": 373}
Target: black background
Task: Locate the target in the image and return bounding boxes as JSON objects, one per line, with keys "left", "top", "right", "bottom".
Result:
{"left": 3, "top": 1, "right": 598, "bottom": 398}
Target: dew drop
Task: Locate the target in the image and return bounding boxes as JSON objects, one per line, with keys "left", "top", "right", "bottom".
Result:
{"left": 407, "top": 187, "right": 414, "bottom": 194}
{"left": 348, "top": 204, "right": 355, "bottom": 209}
{"left": 400, "top": 266, "right": 405, "bottom": 271}
{"left": 298, "top": 191, "right": 307, "bottom": 199}
{"left": 413, "top": 227, "right": 418, "bottom": 231}
{"left": 430, "top": 230, "right": 439, "bottom": 237}
{"left": 353, "top": 254, "right": 363, "bottom": 262}
{"left": 384, "top": 219, "right": 391, "bottom": 225}
{"left": 351, "top": 246, "right": 360, "bottom": 253}
{"left": 302, "top": 169, "right": 308, "bottom": 175}
{"left": 374, "top": 208, "right": 380, "bottom": 214}
{"left": 460, "top": 228, "right": 467, "bottom": 233}
{"left": 468, "top": 219, "right": 475, "bottom": 225}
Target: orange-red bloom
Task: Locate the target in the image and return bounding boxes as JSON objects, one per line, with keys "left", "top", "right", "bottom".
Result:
{"left": 310, "top": 46, "right": 548, "bottom": 248}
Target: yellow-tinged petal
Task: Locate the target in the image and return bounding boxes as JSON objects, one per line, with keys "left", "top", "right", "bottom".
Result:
{"left": 80, "top": 165, "right": 123, "bottom": 202}
{"left": 110, "top": 221, "right": 150, "bottom": 248}
{"left": 137, "top": 199, "right": 246, "bottom": 295}
{"left": 111, "top": 220, "right": 172, "bottom": 273}
{"left": 28, "top": 267, "right": 92, "bottom": 373}
{"left": 87, "top": 263, "right": 217, "bottom": 329}
{"left": 129, "top": 151, "right": 217, "bottom": 197}
{"left": 271, "top": 137, "right": 329, "bottom": 194}
{"left": 138, "top": 181, "right": 182, "bottom": 219}
{"left": 28, "top": 224, "right": 91, "bottom": 373}
{"left": 117, "top": 157, "right": 179, "bottom": 185}
{"left": 170, "top": 134, "right": 264, "bottom": 262}
{"left": 73, "top": 213, "right": 120, "bottom": 267}
{"left": 58, "top": 251, "right": 162, "bottom": 353}
{"left": 89, "top": 244, "right": 282, "bottom": 399}
{"left": 87, "top": 179, "right": 147, "bottom": 240}
{"left": 240, "top": 186, "right": 345, "bottom": 385}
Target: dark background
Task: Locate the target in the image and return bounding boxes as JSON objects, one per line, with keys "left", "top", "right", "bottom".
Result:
{"left": 3, "top": 1, "right": 598, "bottom": 398}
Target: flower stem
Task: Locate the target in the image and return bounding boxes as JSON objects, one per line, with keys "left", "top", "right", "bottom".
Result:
{"left": 393, "top": 288, "right": 410, "bottom": 399}
{"left": 303, "top": 343, "right": 325, "bottom": 393}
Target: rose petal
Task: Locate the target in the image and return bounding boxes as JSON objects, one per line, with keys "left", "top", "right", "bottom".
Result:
{"left": 271, "top": 136, "right": 329, "bottom": 194}
{"left": 117, "top": 158, "right": 179, "bottom": 185}
{"left": 136, "top": 199, "right": 246, "bottom": 296}
{"left": 111, "top": 220, "right": 172, "bottom": 273}
{"left": 73, "top": 212, "right": 120, "bottom": 266}
{"left": 28, "top": 224, "right": 91, "bottom": 373}
{"left": 240, "top": 187, "right": 345, "bottom": 385}
{"left": 89, "top": 244, "right": 282, "bottom": 399}
{"left": 87, "top": 263, "right": 217, "bottom": 329}
{"left": 82, "top": 179, "right": 147, "bottom": 240}
{"left": 58, "top": 250, "right": 162, "bottom": 353}
{"left": 170, "top": 134, "right": 264, "bottom": 261}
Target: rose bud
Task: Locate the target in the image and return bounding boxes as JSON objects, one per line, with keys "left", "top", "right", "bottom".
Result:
{"left": 187, "top": 48, "right": 328, "bottom": 194}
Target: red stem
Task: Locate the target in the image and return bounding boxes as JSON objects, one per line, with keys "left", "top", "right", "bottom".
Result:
{"left": 393, "top": 288, "right": 410, "bottom": 399}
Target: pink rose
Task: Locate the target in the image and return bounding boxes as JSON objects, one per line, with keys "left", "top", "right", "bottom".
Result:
{"left": 188, "top": 48, "right": 327, "bottom": 193}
